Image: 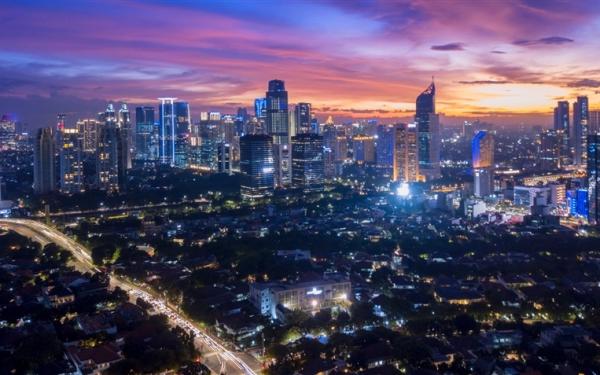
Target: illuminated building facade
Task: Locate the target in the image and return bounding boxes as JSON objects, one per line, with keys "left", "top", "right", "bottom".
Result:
{"left": 472, "top": 130, "right": 494, "bottom": 197}
{"left": 352, "top": 135, "right": 375, "bottom": 163}
{"left": 393, "top": 123, "right": 419, "bottom": 182}
{"left": 158, "top": 98, "right": 191, "bottom": 168}
{"left": 376, "top": 124, "right": 395, "bottom": 169}
{"left": 588, "top": 134, "right": 600, "bottom": 224}
{"left": 294, "top": 102, "right": 311, "bottom": 135}
{"left": 291, "top": 133, "right": 324, "bottom": 192}
{"left": 240, "top": 134, "right": 274, "bottom": 199}
{"left": 573, "top": 96, "right": 589, "bottom": 166}
{"left": 58, "top": 128, "right": 84, "bottom": 194}
{"left": 249, "top": 276, "right": 351, "bottom": 319}
{"left": 135, "top": 106, "right": 156, "bottom": 161}
{"left": 415, "top": 81, "right": 440, "bottom": 180}
{"left": 76, "top": 119, "right": 100, "bottom": 153}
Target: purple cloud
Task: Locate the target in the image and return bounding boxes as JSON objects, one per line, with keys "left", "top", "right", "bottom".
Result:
{"left": 430, "top": 42, "right": 465, "bottom": 51}
{"left": 513, "top": 36, "right": 574, "bottom": 46}
{"left": 567, "top": 79, "right": 600, "bottom": 88}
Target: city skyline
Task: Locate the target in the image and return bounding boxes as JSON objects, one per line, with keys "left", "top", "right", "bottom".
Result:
{"left": 2, "top": 0, "right": 600, "bottom": 128}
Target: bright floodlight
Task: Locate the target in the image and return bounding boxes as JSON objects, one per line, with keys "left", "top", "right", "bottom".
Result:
{"left": 397, "top": 182, "right": 410, "bottom": 197}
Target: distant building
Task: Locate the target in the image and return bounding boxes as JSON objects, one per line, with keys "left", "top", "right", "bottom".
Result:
{"left": 393, "top": 123, "right": 419, "bottom": 182}
{"left": 588, "top": 134, "right": 600, "bottom": 224}
{"left": 158, "top": 98, "right": 190, "bottom": 167}
{"left": 135, "top": 106, "right": 155, "bottom": 161}
{"left": 554, "top": 100, "right": 570, "bottom": 164}
{"left": 217, "top": 142, "right": 232, "bottom": 175}
{"left": 538, "top": 129, "right": 561, "bottom": 170}
{"left": 249, "top": 276, "right": 351, "bottom": 319}
{"left": 0, "top": 114, "right": 16, "bottom": 151}
{"left": 573, "top": 96, "right": 589, "bottom": 165}
{"left": 266, "top": 80, "right": 290, "bottom": 187}
{"left": 96, "top": 105, "right": 128, "bottom": 192}
{"left": 376, "top": 124, "right": 395, "bottom": 169}
{"left": 352, "top": 135, "right": 375, "bottom": 163}
{"left": 33, "top": 127, "right": 56, "bottom": 194}
{"left": 294, "top": 103, "right": 311, "bottom": 135}
{"left": 240, "top": 134, "right": 274, "bottom": 200}
{"left": 58, "top": 128, "right": 84, "bottom": 194}
{"left": 514, "top": 186, "right": 551, "bottom": 207}
{"left": 415, "top": 80, "right": 440, "bottom": 180}
{"left": 291, "top": 133, "right": 324, "bottom": 192}
{"left": 472, "top": 130, "right": 494, "bottom": 197}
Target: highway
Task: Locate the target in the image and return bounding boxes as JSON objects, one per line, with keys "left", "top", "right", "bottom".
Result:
{"left": 0, "top": 218, "right": 260, "bottom": 375}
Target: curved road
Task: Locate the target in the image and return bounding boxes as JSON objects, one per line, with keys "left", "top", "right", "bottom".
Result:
{"left": 0, "top": 218, "right": 260, "bottom": 375}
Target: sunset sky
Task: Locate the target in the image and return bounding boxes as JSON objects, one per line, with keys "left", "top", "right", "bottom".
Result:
{"left": 2, "top": 0, "right": 600, "bottom": 128}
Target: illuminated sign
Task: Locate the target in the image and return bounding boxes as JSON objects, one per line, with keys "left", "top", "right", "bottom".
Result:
{"left": 306, "top": 287, "right": 322, "bottom": 295}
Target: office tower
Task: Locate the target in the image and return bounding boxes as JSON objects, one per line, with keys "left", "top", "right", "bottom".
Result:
{"left": 266, "top": 80, "right": 290, "bottom": 187}
{"left": 135, "top": 106, "right": 155, "bottom": 161}
{"left": 0, "top": 114, "right": 16, "bottom": 151}
{"left": 217, "top": 142, "right": 232, "bottom": 175}
{"left": 462, "top": 121, "right": 473, "bottom": 139}
{"left": 116, "top": 104, "right": 132, "bottom": 169}
{"left": 554, "top": 101, "right": 570, "bottom": 164}
{"left": 291, "top": 133, "right": 324, "bottom": 192}
{"left": 311, "top": 118, "right": 319, "bottom": 135}
{"left": 376, "top": 124, "right": 395, "bottom": 169}
{"left": 294, "top": 103, "right": 311, "bottom": 135}
{"left": 352, "top": 135, "right": 375, "bottom": 163}
{"left": 415, "top": 80, "right": 440, "bottom": 180}
{"left": 96, "top": 105, "right": 128, "bottom": 192}
{"left": 56, "top": 113, "right": 66, "bottom": 131}
{"left": 321, "top": 124, "right": 337, "bottom": 178}
{"left": 158, "top": 98, "right": 191, "bottom": 167}
{"left": 587, "top": 134, "right": 600, "bottom": 223}
{"left": 240, "top": 134, "right": 274, "bottom": 199}
{"left": 538, "top": 129, "right": 561, "bottom": 170}
{"left": 76, "top": 119, "right": 100, "bottom": 153}
{"left": 573, "top": 96, "right": 589, "bottom": 165}
{"left": 33, "top": 127, "right": 56, "bottom": 194}
{"left": 393, "top": 123, "right": 419, "bottom": 182}
{"left": 472, "top": 130, "right": 494, "bottom": 197}
{"left": 254, "top": 98, "right": 267, "bottom": 121}
{"left": 589, "top": 111, "right": 600, "bottom": 135}
{"left": 58, "top": 128, "right": 84, "bottom": 194}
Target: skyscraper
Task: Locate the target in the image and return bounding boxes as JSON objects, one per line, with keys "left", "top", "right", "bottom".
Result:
{"left": 573, "top": 96, "right": 589, "bottom": 165}
{"left": 76, "top": 118, "right": 100, "bottom": 153}
{"left": 33, "top": 127, "right": 56, "bottom": 194}
{"left": 415, "top": 80, "right": 440, "bottom": 180}
{"left": 291, "top": 133, "right": 324, "bottom": 192}
{"left": 135, "top": 106, "right": 156, "bottom": 161}
{"left": 56, "top": 113, "right": 66, "bottom": 131}
{"left": 58, "top": 128, "right": 84, "bottom": 194}
{"left": 294, "top": 103, "right": 311, "bottom": 135}
{"left": 118, "top": 104, "right": 132, "bottom": 163}
{"left": 393, "top": 123, "right": 419, "bottom": 182}
{"left": 0, "top": 114, "right": 16, "bottom": 152}
{"left": 96, "top": 104, "right": 128, "bottom": 192}
{"left": 158, "top": 98, "right": 191, "bottom": 167}
{"left": 587, "top": 134, "right": 600, "bottom": 224}
{"left": 472, "top": 130, "right": 494, "bottom": 197}
{"left": 352, "top": 135, "right": 376, "bottom": 163}
{"left": 217, "top": 142, "right": 232, "bottom": 175}
{"left": 266, "top": 80, "right": 290, "bottom": 187}
{"left": 553, "top": 101, "right": 570, "bottom": 165}
{"left": 538, "top": 129, "right": 561, "bottom": 171}
{"left": 589, "top": 110, "right": 600, "bottom": 135}
{"left": 376, "top": 124, "right": 395, "bottom": 169}
{"left": 240, "top": 134, "right": 274, "bottom": 200}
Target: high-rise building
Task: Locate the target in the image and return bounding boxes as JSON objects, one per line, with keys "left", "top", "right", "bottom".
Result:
{"left": 573, "top": 96, "right": 589, "bottom": 165}
{"left": 376, "top": 124, "right": 395, "bottom": 169}
{"left": 58, "top": 128, "right": 84, "bottom": 194}
{"left": 135, "top": 106, "right": 156, "bottom": 161}
{"left": 415, "top": 80, "right": 440, "bottom": 180}
{"left": 76, "top": 119, "right": 100, "bottom": 153}
{"left": 266, "top": 80, "right": 290, "bottom": 187}
{"left": 538, "top": 129, "right": 561, "bottom": 171}
{"left": 291, "top": 133, "right": 324, "bottom": 192}
{"left": 553, "top": 101, "right": 570, "bottom": 164}
{"left": 96, "top": 105, "right": 128, "bottom": 192}
{"left": 472, "top": 130, "right": 494, "bottom": 197}
{"left": 33, "top": 127, "right": 56, "bottom": 194}
{"left": 240, "top": 134, "right": 274, "bottom": 199}
{"left": 589, "top": 110, "right": 600, "bottom": 135}
{"left": 118, "top": 104, "right": 132, "bottom": 163}
{"left": 294, "top": 103, "right": 311, "bottom": 135}
{"left": 158, "top": 98, "right": 190, "bottom": 167}
{"left": 0, "top": 114, "right": 16, "bottom": 151}
{"left": 587, "top": 134, "right": 600, "bottom": 224}
{"left": 56, "top": 113, "right": 66, "bottom": 131}
{"left": 352, "top": 135, "right": 375, "bottom": 163}
{"left": 217, "top": 142, "right": 232, "bottom": 175}
{"left": 393, "top": 123, "right": 419, "bottom": 182}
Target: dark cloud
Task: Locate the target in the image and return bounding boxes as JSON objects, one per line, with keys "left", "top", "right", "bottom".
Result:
{"left": 430, "top": 42, "right": 465, "bottom": 51}
{"left": 567, "top": 79, "right": 600, "bottom": 88}
{"left": 512, "top": 36, "right": 574, "bottom": 46}
{"left": 459, "top": 80, "right": 512, "bottom": 85}
{"left": 491, "top": 50, "right": 506, "bottom": 54}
